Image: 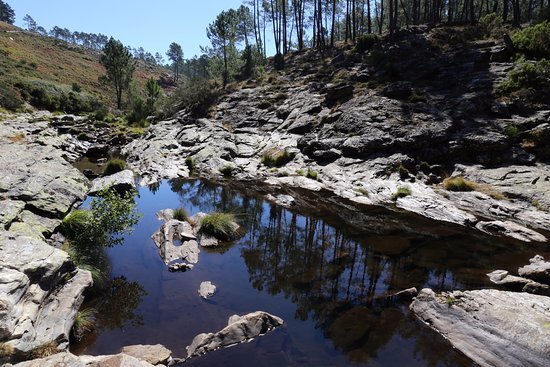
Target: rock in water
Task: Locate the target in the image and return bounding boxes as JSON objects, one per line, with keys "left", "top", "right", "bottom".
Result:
{"left": 198, "top": 281, "right": 216, "bottom": 299}
{"left": 410, "top": 288, "right": 550, "bottom": 367}
{"left": 88, "top": 169, "right": 136, "bottom": 195}
{"left": 186, "top": 311, "right": 284, "bottom": 359}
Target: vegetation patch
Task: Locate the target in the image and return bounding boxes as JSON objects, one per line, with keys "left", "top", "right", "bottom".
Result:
{"left": 499, "top": 58, "right": 550, "bottom": 94}
{"left": 391, "top": 186, "right": 412, "bottom": 200}
{"left": 0, "top": 342, "right": 14, "bottom": 359}
{"left": 72, "top": 308, "right": 96, "bottom": 341}
{"left": 261, "top": 148, "right": 295, "bottom": 167}
{"left": 200, "top": 212, "right": 239, "bottom": 241}
{"left": 354, "top": 187, "right": 369, "bottom": 196}
{"left": 102, "top": 158, "right": 127, "bottom": 176}
{"left": 512, "top": 21, "right": 550, "bottom": 59}
{"left": 443, "top": 176, "right": 476, "bottom": 192}
{"left": 185, "top": 157, "right": 196, "bottom": 172}
{"left": 355, "top": 34, "right": 378, "bottom": 52}
{"left": 306, "top": 168, "right": 318, "bottom": 180}
{"left": 219, "top": 165, "right": 236, "bottom": 177}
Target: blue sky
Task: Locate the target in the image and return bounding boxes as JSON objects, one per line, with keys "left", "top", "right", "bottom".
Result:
{"left": 9, "top": 0, "right": 247, "bottom": 58}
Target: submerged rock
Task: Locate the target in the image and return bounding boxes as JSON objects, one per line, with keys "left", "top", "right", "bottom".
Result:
{"left": 411, "top": 288, "right": 550, "bottom": 367}
{"left": 186, "top": 311, "right": 284, "bottom": 359}
{"left": 475, "top": 220, "right": 547, "bottom": 242}
{"left": 89, "top": 169, "right": 136, "bottom": 195}
{"left": 198, "top": 281, "right": 216, "bottom": 299}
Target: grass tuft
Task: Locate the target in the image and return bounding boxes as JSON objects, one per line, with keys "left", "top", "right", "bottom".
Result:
{"left": 261, "top": 148, "right": 295, "bottom": 167}
{"left": 443, "top": 176, "right": 475, "bottom": 192}
{"left": 200, "top": 212, "right": 239, "bottom": 241}
{"left": 30, "top": 341, "right": 59, "bottom": 359}
{"left": 219, "top": 165, "right": 236, "bottom": 177}
{"left": 306, "top": 168, "right": 318, "bottom": 180}
{"left": 391, "top": 186, "right": 412, "bottom": 201}
{"left": 72, "top": 308, "right": 96, "bottom": 341}
{"left": 173, "top": 207, "right": 188, "bottom": 222}
{"left": 102, "top": 158, "right": 127, "bottom": 176}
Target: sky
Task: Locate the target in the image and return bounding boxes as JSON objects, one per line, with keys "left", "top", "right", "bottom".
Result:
{"left": 9, "top": 0, "right": 247, "bottom": 58}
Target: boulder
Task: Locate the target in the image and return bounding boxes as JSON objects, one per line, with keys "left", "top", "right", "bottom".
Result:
{"left": 11, "top": 352, "right": 85, "bottom": 367}
{"left": 186, "top": 311, "right": 284, "bottom": 359}
{"left": 198, "top": 281, "right": 216, "bottom": 299}
{"left": 518, "top": 255, "right": 550, "bottom": 285}
{"left": 151, "top": 219, "right": 200, "bottom": 264}
{"left": 382, "top": 81, "right": 413, "bottom": 99}
{"left": 324, "top": 83, "right": 354, "bottom": 104}
{"left": 120, "top": 344, "right": 172, "bottom": 365}
{"left": 411, "top": 288, "right": 550, "bottom": 367}
{"left": 89, "top": 170, "right": 136, "bottom": 196}
{"left": 80, "top": 353, "right": 156, "bottom": 367}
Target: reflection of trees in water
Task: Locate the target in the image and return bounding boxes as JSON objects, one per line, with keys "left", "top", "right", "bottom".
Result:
{"left": 95, "top": 276, "right": 148, "bottom": 330}
{"left": 166, "top": 178, "right": 484, "bottom": 364}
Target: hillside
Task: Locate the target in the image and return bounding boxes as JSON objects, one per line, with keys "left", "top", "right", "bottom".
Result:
{"left": 0, "top": 21, "right": 167, "bottom": 111}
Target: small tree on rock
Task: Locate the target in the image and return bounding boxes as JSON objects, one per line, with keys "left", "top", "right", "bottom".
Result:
{"left": 100, "top": 38, "right": 135, "bottom": 109}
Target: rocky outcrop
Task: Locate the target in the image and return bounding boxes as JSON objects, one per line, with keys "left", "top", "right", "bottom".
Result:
{"left": 0, "top": 113, "right": 92, "bottom": 362}
{"left": 122, "top": 37, "right": 550, "bottom": 242}
{"left": 120, "top": 344, "right": 172, "bottom": 365}
{"left": 487, "top": 255, "right": 550, "bottom": 296}
{"left": 10, "top": 349, "right": 169, "bottom": 367}
{"left": 186, "top": 311, "right": 284, "bottom": 359}
{"left": 88, "top": 169, "right": 136, "bottom": 196}
{"left": 518, "top": 255, "right": 550, "bottom": 284}
{"left": 410, "top": 288, "right": 550, "bottom": 367}
{"left": 0, "top": 232, "right": 92, "bottom": 355}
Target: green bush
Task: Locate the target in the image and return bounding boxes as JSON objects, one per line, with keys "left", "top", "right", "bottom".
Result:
{"left": 499, "top": 58, "right": 550, "bottom": 92}
{"left": 0, "top": 84, "right": 23, "bottom": 111}
{"left": 273, "top": 53, "right": 285, "bottom": 70}
{"left": 261, "top": 148, "right": 295, "bottom": 167}
{"left": 504, "top": 125, "right": 520, "bottom": 138}
{"left": 443, "top": 176, "right": 476, "bottom": 191}
{"left": 391, "top": 186, "right": 412, "bottom": 200}
{"left": 355, "top": 34, "right": 378, "bottom": 52}
{"left": 102, "top": 158, "right": 127, "bottom": 176}
{"left": 162, "top": 79, "right": 219, "bottom": 118}
{"left": 173, "top": 207, "right": 188, "bottom": 222}
{"left": 71, "top": 82, "right": 82, "bottom": 92}
{"left": 512, "top": 22, "right": 550, "bottom": 59}
{"left": 72, "top": 308, "right": 96, "bottom": 341}
{"left": 478, "top": 13, "right": 503, "bottom": 38}
{"left": 200, "top": 212, "right": 239, "bottom": 240}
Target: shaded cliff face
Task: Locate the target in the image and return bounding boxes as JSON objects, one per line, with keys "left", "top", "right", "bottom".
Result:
{"left": 123, "top": 27, "right": 550, "bottom": 243}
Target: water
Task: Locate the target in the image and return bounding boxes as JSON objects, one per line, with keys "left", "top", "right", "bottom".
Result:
{"left": 71, "top": 179, "right": 550, "bottom": 366}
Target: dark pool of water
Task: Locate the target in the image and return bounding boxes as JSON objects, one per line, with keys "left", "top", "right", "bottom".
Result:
{"left": 71, "top": 179, "right": 550, "bottom": 366}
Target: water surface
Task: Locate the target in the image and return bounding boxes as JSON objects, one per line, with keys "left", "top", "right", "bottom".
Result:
{"left": 72, "top": 179, "right": 550, "bottom": 366}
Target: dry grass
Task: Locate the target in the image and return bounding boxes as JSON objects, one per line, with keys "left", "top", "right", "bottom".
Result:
{"left": 443, "top": 176, "right": 506, "bottom": 200}
{"left": 30, "top": 341, "right": 59, "bottom": 359}
{"left": 0, "top": 342, "right": 14, "bottom": 359}
{"left": 7, "top": 133, "right": 25, "bottom": 142}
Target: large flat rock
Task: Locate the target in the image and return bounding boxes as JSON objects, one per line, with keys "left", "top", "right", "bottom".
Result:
{"left": 410, "top": 288, "right": 550, "bottom": 367}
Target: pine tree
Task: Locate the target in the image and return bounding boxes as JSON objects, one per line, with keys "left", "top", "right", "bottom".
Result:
{"left": 0, "top": 1, "right": 15, "bottom": 24}
{"left": 100, "top": 38, "right": 135, "bottom": 109}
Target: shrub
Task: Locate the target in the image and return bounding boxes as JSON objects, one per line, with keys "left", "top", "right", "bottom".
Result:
{"left": 71, "top": 82, "right": 82, "bottom": 92}
{"left": 273, "top": 53, "right": 285, "bottom": 70}
{"left": 0, "top": 84, "right": 23, "bottom": 111}
{"left": 161, "top": 79, "right": 219, "bottom": 118}
{"left": 296, "top": 168, "right": 305, "bottom": 176}
{"left": 219, "top": 165, "right": 236, "bottom": 177}
{"left": 173, "top": 207, "right": 188, "bottom": 222}
{"left": 185, "top": 157, "right": 196, "bottom": 171}
{"left": 0, "top": 342, "right": 14, "bottom": 359}
{"left": 512, "top": 22, "right": 550, "bottom": 59}
{"left": 443, "top": 176, "right": 476, "bottom": 191}
{"left": 499, "top": 59, "right": 550, "bottom": 93}
{"left": 419, "top": 161, "right": 431, "bottom": 174}
{"left": 478, "top": 13, "right": 503, "bottom": 38}
{"left": 355, "top": 187, "right": 370, "bottom": 196}
{"left": 72, "top": 308, "right": 96, "bottom": 341}
{"left": 261, "top": 148, "right": 295, "bottom": 167}
{"left": 391, "top": 186, "right": 412, "bottom": 200}
{"left": 398, "top": 165, "right": 409, "bottom": 179}
{"left": 504, "top": 125, "right": 520, "bottom": 138}
{"left": 355, "top": 34, "right": 378, "bottom": 52}
{"left": 102, "top": 158, "right": 127, "bottom": 176}
{"left": 200, "top": 212, "right": 239, "bottom": 240}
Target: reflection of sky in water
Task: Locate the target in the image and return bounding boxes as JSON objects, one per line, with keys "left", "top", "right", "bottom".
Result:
{"left": 72, "top": 179, "right": 550, "bottom": 366}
